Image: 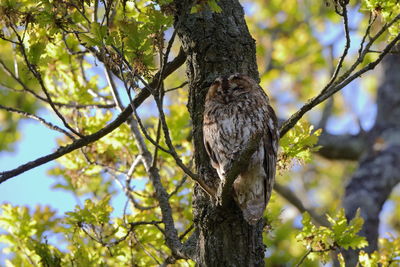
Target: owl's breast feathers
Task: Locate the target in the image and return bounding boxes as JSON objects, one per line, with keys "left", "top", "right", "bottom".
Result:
{"left": 204, "top": 93, "right": 270, "bottom": 154}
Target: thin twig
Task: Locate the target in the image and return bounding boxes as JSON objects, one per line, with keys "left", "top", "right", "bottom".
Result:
{"left": 165, "top": 81, "right": 189, "bottom": 92}
{"left": 321, "top": 1, "right": 351, "bottom": 94}
{"left": 152, "top": 119, "right": 163, "bottom": 168}
{"left": 154, "top": 95, "right": 216, "bottom": 198}
{"left": 132, "top": 230, "right": 161, "bottom": 265}
{"left": 358, "top": 13, "right": 377, "bottom": 58}
{"left": 169, "top": 175, "right": 188, "bottom": 198}
{"left": 68, "top": 2, "right": 91, "bottom": 24}
{"left": 109, "top": 220, "right": 162, "bottom": 247}
{"left": 128, "top": 92, "right": 171, "bottom": 154}
{"left": 78, "top": 220, "right": 162, "bottom": 248}
{"left": 105, "top": 66, "right": 123, "bottom": 109}
{"left": 295, "top": 247, "right": 336, "bottom": 267}
{"left": 93, "top": 0, "right": 98, "bottom": 22}
{"left": 296, "top": 249, "right": 313, "bottom": 267}
{"left": 179, "top": 224, "right": 194, "bottom": 240}
{"left": 0, "top": 104, "right": 75, "bottom": 139}
{"left": 156, "top": 30, "right": 177, "bottom": 92}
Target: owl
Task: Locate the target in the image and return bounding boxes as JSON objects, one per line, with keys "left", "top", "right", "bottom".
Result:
{"left": 203, "top": 73, "right": 278, "bottom": 225}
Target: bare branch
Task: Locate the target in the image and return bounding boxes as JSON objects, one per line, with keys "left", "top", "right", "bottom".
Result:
{"left": 280, "top": 24, "right": 400, "bottom": 137}
{"left": 274, "top": 183, "right": 329, "bottom": 226}
{"left": 125, "top": 102, "right": 188, "bottom": 260}
{"left": 102, "top": 47, "right": 191, "bottom": 258}
{"left": 169, "top": 175, "right": 188, "bottom": 198}
{"left": 129, "top": 101, "right": 171, "bottom": 154}
{"left": 156, "top": 30, "right": 177, "bottom": 92}
{"left": 165, "top": 81, "right": 189, "bottom": 93}
{"left": 0, "top": 104, "right": 75, "bottom": 139}
{"left": 358, "top": 13, "right": 377, "bottom": 58}
{"left": 153, "top": 93, "right": 216, "bottom": 198}
{"left": 317, "top": 97, "right": 334, "bottom": 130}
{"left": 318, "top": 132, "right": 366, "bottom": 160}
{"left": 151, "top": 31, "right": 178, "bottom": 167}
{"left": 322, "top": 1, "right": 351, "bottom": 95}
{"left": 105, "top": 66, "right": 123, "bottom": 109}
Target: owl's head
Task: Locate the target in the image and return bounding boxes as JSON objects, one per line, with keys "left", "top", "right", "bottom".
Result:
{"left": 205, "top": 73, "right": 258, "bottom": 103}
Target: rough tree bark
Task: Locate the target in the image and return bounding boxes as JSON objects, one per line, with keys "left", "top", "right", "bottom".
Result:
{"left": 173, "top": 1, "right": 265, "bottom": 266}
{"left": 342, "top": 52, "right": 400, "bottom": 266}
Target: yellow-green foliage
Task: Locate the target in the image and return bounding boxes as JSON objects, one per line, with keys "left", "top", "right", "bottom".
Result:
{"left": 297, "top": 209, "right": 368, "bottom": 263}
{"left": 279, "top": 120, "right": 322, "bottom": 168}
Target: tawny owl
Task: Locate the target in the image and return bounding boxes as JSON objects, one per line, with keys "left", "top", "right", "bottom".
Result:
{"left": 203, "top": 73, "right": 278, "bottom": 225}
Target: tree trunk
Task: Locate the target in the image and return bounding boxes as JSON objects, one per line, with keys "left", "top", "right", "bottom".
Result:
{"left": 173, "top": 0, "right": 265, "bottom": 265}
{"left": 343, "top": 52, "right": 400, "bottom": 266}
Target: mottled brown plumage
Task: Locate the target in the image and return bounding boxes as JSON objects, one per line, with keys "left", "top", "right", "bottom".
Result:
{"left": 203, "top": 74, "right": 278, "bottom": 225}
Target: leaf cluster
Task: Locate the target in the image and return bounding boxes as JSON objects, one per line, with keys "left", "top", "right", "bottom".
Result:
{"left": 279, "top": 120, "right": 321, "bottom": 170}
{"left": 296, "top": 209, "right": 368, "bottom": 263}
{"left": 363, "top": 0, "right": 400, "bottom": 37}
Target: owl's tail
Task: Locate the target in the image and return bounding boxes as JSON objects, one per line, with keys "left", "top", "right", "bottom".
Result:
{"left": 241, "top": 199, "right": 266, "bottom": 225}
{"left": 233, "top": 174, "right": 267, "bottom": 225}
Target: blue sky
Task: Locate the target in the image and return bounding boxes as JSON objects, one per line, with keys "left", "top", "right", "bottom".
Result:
{"left": 0, "top": 114, "right": 74, "bottom": 212}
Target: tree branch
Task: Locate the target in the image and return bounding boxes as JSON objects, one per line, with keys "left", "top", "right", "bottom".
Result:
{"left": 0, "top": 104, "right": 75, "bottom": 139}
{"left": 153, "top": 93, "right": 216, "bottom": 198}
{"left": 279, "top": 15, "right": 400, "bottom": 138}
{"left": 343, "top": 52, "right": 400, "bottom": 265}
{"left": 317, "top": 132, "right": 366, "bottom": 160}
{"left": 105, "top": 41, "right": 191, "bottom": 259}
{"left": 0, "top": 52, "right": 186, "bottom": 183}
{"left": 219, "top": 132, "right": 263, "bottom": 206}
{"left": 322, "top": 1, "right": 351, "bottom": 95}
{"left": 274, "top": 182, "right": 329, "bottom": 226}
{"left": 343, "top": 144, "right": 400, "bottom": 265}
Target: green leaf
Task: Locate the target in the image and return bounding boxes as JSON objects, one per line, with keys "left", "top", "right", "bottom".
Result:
{"left": 208, "top": 0, "right": 222, "bottom": 13}
{"left": 297, "top": 209, "right": 368, "bottom": 263}
{"left": 28, "top": 42, "right": 46, "bottom": 64}
{"left": 279, "top": 120, "right": 322, "bottom": 168}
